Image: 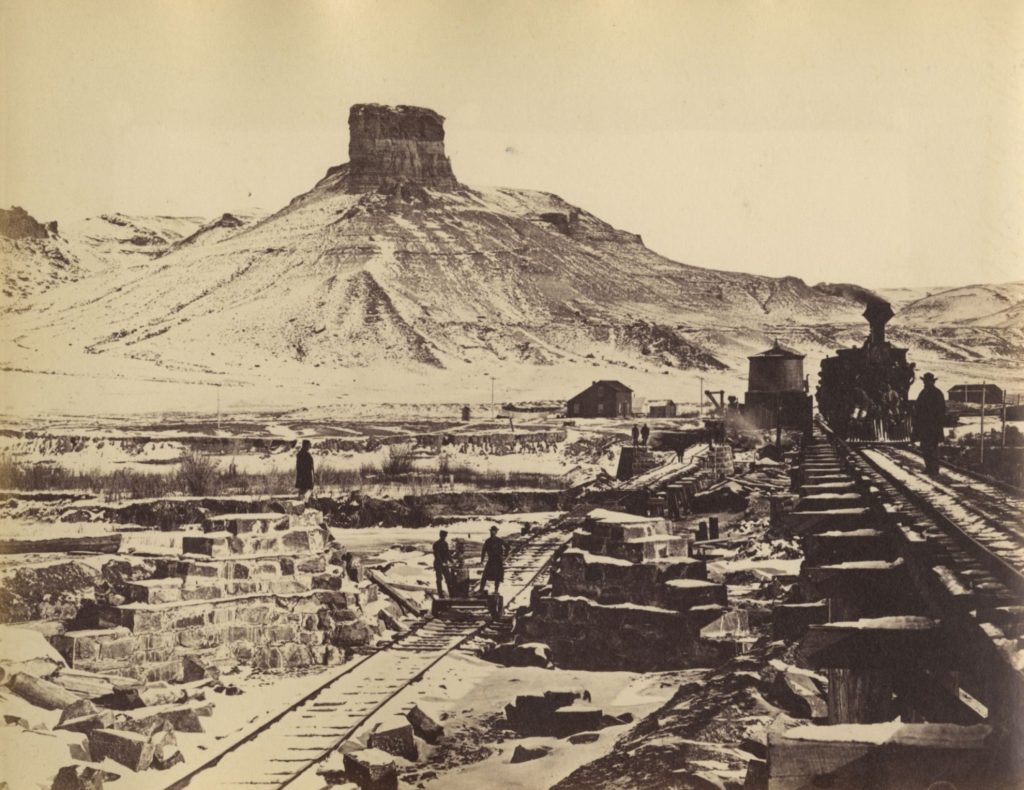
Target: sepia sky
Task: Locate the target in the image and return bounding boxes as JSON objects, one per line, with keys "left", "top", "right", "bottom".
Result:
{"left": 1, "top": 0, "right": 1021, "bottom": 289}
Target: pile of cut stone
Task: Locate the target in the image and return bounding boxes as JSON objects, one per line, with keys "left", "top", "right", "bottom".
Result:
{"left": 54, "top": 508, "right": 381, "bottom": 682}
{"left": 318, "top": 703, "right": 445, "bottom": 790}
{"left": 1, "top": 505, "right": 393, "bottom": 786}
{"left": 3, "top": 649, "right": 215, "bottom": 786}
{"left": 513, "top": 509, "right": 740, "bottom": 669}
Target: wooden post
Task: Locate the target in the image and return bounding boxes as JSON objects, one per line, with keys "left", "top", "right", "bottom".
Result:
{"left": 827, "top": 667, "right": 894, "bottom": 724}
{"left": 775, "top": 393, "right": 782, "bottom": 453}
{"left": 980, "top": 382, "right": 986, "bottom": 464}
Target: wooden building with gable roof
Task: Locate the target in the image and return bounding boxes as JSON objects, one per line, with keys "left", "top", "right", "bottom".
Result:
{"left": 567, "top": 380, "right": 633, "bottom": 418}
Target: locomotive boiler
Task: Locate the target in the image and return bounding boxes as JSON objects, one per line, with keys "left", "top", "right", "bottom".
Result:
{"left": 817, "top": 300, "right": 916, "bottom": 441}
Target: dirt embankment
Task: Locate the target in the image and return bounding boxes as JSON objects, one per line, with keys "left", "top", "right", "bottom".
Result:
{"left": 2, "top": 490, "right": 572, "bottom": 533}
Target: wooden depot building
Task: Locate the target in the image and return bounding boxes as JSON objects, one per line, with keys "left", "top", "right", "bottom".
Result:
{"left": 567, "top": 380, "right": 633, "bottom": 418}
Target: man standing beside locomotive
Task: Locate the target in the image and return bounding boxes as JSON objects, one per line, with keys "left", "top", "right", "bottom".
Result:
{"left": 913, "top": 372, "right": 946, "bottom": 476}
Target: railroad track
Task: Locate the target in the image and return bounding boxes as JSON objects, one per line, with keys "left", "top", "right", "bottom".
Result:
{"left": 167, "top": 527, "right": 570, "bottom": 789}
{"left": 836, "top": 436, "right": 1024, "bottom": 594}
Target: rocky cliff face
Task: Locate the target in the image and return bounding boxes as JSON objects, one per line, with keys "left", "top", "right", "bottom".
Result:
{"left": 1, "top": 206, "right": 55, "bottom": 240}
{"left": 342, "top": 104, "right": 460, "bottom": 192}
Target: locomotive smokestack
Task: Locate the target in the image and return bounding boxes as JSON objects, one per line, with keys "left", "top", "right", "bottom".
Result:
{"left": 863, "top": 299, "right": 894, "bottom": 345}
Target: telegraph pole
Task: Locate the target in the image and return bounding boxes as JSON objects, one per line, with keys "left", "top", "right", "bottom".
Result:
{"left": 216, "top": 385, "right": 221, "bottom": 432}
{"left": 1001, "top": 393, "right": 1007, "bottom": 448}
{"left": 979, "top": 382, "right": 986, "bottom": 464}
{"left": 698, "top": 376, "right": 704, "bottom": 420}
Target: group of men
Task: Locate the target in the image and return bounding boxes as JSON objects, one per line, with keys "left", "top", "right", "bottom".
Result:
{"left": 631, "top": 423, "right": 651, "bottom": 449}
{"left": 432, "top": 527, "right": 506, "bottom": 599}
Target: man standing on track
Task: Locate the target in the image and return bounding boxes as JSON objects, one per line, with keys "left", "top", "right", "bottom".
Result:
{"left": 478, "top": 525, "right": 506, "bottom": 597}
{"left": 432, "top": 530, "right": 456, "bottom": 598}
{"left": 913, "top": 372, "right": 946, "bottom": 476}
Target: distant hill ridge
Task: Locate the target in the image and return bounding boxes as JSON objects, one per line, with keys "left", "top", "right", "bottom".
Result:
{"left": 1, "top": 104, "right": 1019, "bottom": 404}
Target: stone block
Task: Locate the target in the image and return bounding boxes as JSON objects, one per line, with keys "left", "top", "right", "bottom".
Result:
{"left": 56, "top": 711, "right": 116, "bottom": 735}
{"left": 368, "top": 716, "right": 417, "bottom": 760}
{"left": 58, "top": 699, "right": 97, "bottom": 725}
{"left": 511, "top": 744, "right": 552, "bottom": 763}
{"left": 113, "top": 681, "right": 183, "bottom": 710}
{"left": 342, "top": 748, "right": 398, "bottom": 790}
{"left": 123, "top": 579, "right": 184, "bottom": 605}
{"left": 122, "top": 704, "right": 204, "bottom": 735}
{"left": 406, "top": 704, "right": 444, "bottom": 745}
{"left": 552, "top": 704, "right": 604, "bottom": 737}
{"left": 662, "top": 579, "right": 728, "bottom": 611}
{"left": 141, "top": 660, "right": 182, "bottom": 684}
{"left": 53, "top": 627, "right": 133, "bottom": 665}
{"left": 187, "top": 562, "right": 221, "bottom": 579}
{"left": 89, "top": 728, "right": 155, "bottom": 771}
{"left": 296, "top": 555, "right": 327, "bottom": 574}
{"left": 204, "top": 513, "right": 289, "bottom": 535}
{"left": 181, "top": 582, "right": 224, "bottom": 601}
{"left": 177, "top": 626, "right": 223, "bottom": 651}
{"left": 266, "top": 624, "right": 298, "bottom": 643}
{"left": 772, "top": 670, "right": 828, "bottom": 720}
{"left": 51, "top": 765, "right": 118, "bottom": 790}
{"left": 152, "top": 733, "right": 185, "bottom": 771}
{"left": 182, "top": 534, "right": 230, "bottom": 558}
{"left": 332, "top": 620, "right": 373, "bottom": 646}
{"left": 766, "top": 716, "right": 993, "bottom": 790}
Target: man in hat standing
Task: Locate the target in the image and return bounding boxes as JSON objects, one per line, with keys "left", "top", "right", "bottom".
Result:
{"left": 478, "top": 525, "right": 506, "bottom": 597}
{"left": 295, "top": 440, "right": 315, "bottom": 501}
{"left": 432, "top": 530, "right": 456, "bottom": 598}
{"left": 913, "top": 373, "right": 946, "bottom": 476}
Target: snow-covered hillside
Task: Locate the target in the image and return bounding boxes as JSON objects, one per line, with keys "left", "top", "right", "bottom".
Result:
{"left": 1, "top": 105, "right": 1019, "bottom": 415}
{"left": 895, "top": 282, "right": 1024, "bottom": 328}
{"left": 1, "top": 210, "right": 210, "bottom": 309}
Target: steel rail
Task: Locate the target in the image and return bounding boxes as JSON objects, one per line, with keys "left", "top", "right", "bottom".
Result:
{"left": 166, "top": 526, "right": 568, "bottom": 790}
{"left": 825, "top": 426, "right": 1024, "bottom": 597}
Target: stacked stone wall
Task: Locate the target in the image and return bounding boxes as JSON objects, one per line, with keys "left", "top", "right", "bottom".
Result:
{"left": 50, "top": 509, "right": 380, "bottom": 682}
{"left": 516, "top": 509, "right": 734, "bottom": 670}
{"left": 516, "top": 595, "right": 732, "bottom": 671}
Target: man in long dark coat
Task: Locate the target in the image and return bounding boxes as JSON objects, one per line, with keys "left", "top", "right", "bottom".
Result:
{"left": 913, "top": 373, "right": 946, "bottom": 476}
{"left": 432, "top": 530, "right": 456, "bottom": 598}
{"left": 295, "top": 440, "right": 314, "bottom": 499}
{"left": 640, "top": 423, "right": 650, "bottom": 448}
{"left": 478, "top": 525, "right": 506, "bottom": 596}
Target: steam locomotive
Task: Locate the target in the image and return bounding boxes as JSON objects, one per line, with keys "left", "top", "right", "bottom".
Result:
{"left": 816, "top": 301, "right": 916, "bottom": 442}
